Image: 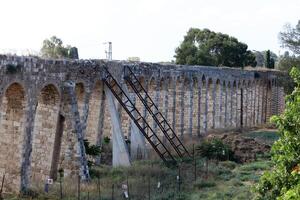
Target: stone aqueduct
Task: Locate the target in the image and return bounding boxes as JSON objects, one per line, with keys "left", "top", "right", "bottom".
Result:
{"left": 0, "top": 55, "right": 285, "bottom": 192}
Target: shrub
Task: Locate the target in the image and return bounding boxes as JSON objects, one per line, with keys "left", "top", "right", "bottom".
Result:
{"left": 194, "top": 179, "right": 216, "bottom": 189}
{"left": 255, "top": 68, "right": 300, "bottom": 199}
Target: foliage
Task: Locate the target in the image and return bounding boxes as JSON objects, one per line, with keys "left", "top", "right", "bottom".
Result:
{"left": 40, "top": 36, "right": 79, "bottom": 59}
{"left": 196, "top": 138, "right": 233, "bottom": 161}
{"left": 254, "top": 50, "right": 277, "bottom": 67}
{"left": 265, "top": 50, "right": 275, "bottom": 68}
{"left": 277, "top": 52, "right": 300, "bottom": 72}
{"left": 6, "top": 64, "right": 22, "bottom": 74}
{"left": 83, "top": 139, "right": 101, "bottom": 167}
{"left": 174, "top": 28, "right": 257, "bottom": 67}
{"left": 279, "top": 20, "right": 300, "bottom": 55}
{"left": 103, "top": 136, "right": 110, "bottom": 144}
{"left": 255, "top": 67, "right": 300, "bottom": 199}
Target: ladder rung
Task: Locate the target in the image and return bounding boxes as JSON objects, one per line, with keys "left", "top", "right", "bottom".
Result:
{"left": 148, "top": 134, "right": 155, "bottom": 139}
{"left": 155, "top": 143, "right": 161, "bottom": 148}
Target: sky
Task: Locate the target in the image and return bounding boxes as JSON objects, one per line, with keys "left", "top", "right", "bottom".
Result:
{"left": 0, "top": 0, "right": 299, "bottom": 62}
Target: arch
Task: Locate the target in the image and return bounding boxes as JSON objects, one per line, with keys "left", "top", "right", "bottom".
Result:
{"left": 86, "top": 80, "right": 105, "bottom": 143}
{"left": 215, "top": 79, "right": 221, "bottom": 128}
{"left": 30, "top": 84, "right": 60, "bottom": 183}
{"left": 207, "top": 78, "right": 214, "bottom": 129}
{"left": 200, "top": 76, "right": 207, "bottom": 133}
{"left": 0, "top": 83, "right": 26, "bottom": 191}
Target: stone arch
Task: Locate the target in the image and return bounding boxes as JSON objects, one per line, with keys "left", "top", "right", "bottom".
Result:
{"left": 175, "top": 76, "right": 183, "bottom": 136}
{"left": 192, "top": 76, "right": 199, "bottom": 136}
{"left": 0, "top": 83, "right": 26, "bottom": 191}
{"left": 183, "top": 77, "right": 191, "bottom": 137}
{"left": 85, "top": 80, "right": 105, "bottom": 143}
{"left": 207, "top": 78, "right": 214, "bottom": 130}
{"left": 219, "top": 80, "right": 226, "bottom": 128}
{"left": 200, "top": 75, "right": 207, "bottom": 133}
{"left": 30, "top": 84, "right": 60, "bottom": 183}
{"left": 226, "top": 81, "right": 232, "bottom": 128}
{"left": 215, "top": 79, "right": 221, "bottom": 128}
{"left": 232, "top": 80, "right": 237, "bottom": 127}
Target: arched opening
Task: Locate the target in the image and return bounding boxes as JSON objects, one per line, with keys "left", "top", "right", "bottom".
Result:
{"left": 30, "top": 84, "right": 60, "bottom": 183}
{"left": 192, "top": 77, "right": 199, "bottom": 136}
{"left": 215, "top": 79, "right": 221, "bottom": 128}
{"left": 200, "top": 75, "right": 207, "bottom": 133}
{"left": 225, "top": 82, "right": 232, "bottom": 128}
{"left": 207, "top": 78, "right": 214, "bottom": 130}
{"left": 0, "top": 83, "right": 26, "bottom": 191}
{"left": 232, "top": 81, "right": 237, "bottom": 127}
{"left": 86, "top": 81, "right": 104, "bottom": 143}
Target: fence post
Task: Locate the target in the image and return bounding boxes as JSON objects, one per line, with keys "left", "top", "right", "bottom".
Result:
{"left": 193, "top": 144, "right": 197, "bottom": 181}
{"left": 77, "top": 175, "right": 81, "bottom": 200}
{"left": 112, "top": 183, "right": 115, "bottom": 200}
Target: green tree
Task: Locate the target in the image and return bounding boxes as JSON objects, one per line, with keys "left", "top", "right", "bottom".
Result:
{"left": 279, "top": 20, "right": 300, "bottom": 55}
{"left": 255, "top": 67, "right": 300, "bottom": 199}
{"left": 265, "top": 50, "right": 275, "bottom": 69}
{"left": 40, "top": 36, "right": 79, "bottom": 59}
{"left": 174, "top": 28, "right": 257, "bottom": 67}
{"left": 277, "top": 52, "right": 300, "bottom": 72}
{"left": 197, "top": 139, "right": 232, "bottom": 178}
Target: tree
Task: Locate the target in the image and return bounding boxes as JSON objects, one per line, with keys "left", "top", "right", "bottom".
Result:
{"left": 277, "top": 52, "right": 300, "bottom": 72}
{"left": 174, "top": 28, "right": 257, "bottom": 67}
{"left": 40, "top": 36, "right": 79, "bottom": 59}
{"left": 197, "top": 139, "right": 232, "bottom": 178}
{"left": 255, "top": 67, "right": 300, "bottom": 199}
{"left": 265, "top": 50, "right": 275, "bottom": 69}
{"left": 279, "top": 20, "right": 300, "bottom": 55}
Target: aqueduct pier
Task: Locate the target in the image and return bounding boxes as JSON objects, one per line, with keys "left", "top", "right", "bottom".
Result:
{"left": 0, "top": 55, "right": 285, "bottom": 192}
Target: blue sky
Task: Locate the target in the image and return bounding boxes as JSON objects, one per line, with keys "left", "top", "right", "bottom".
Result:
{"left": 0, "top": 0, "right": 299, "bottom": 62}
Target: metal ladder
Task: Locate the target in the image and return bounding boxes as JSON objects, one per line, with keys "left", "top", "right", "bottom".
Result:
{"left": 123, "top": 66, "right": 191, "bottom": 159}
{"left": 102, "top": 67, "right": 177, "bottom": 165}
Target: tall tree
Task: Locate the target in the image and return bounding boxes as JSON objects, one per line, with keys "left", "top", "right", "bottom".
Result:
{"left": 174, "top": 28, "right": 257, "bottom": 67}
{"left": 265, "top": 50, "right": 275, "bottom": 68}
{"left": 40, "top": 36, "right": 79, "bottom": 59}
{"left": 279, "top": 20, "right": 300, "bottom": 55}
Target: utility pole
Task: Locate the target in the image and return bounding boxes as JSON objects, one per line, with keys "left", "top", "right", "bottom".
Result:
{"left": 104, "top": 42, "right": 112, "bottom": 61}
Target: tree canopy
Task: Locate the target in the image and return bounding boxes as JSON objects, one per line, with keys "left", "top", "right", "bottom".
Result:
{"left": 255, "top": 67, "right": 300, "bottom": 199}
{"left": 174, "top": 28, "right": 256, "bottom": 67}
{"left": 40, "top": 36, "right": 78, "bottom": 59}
{"left": 279, "top": 20, "right": 300, "bottom": 55}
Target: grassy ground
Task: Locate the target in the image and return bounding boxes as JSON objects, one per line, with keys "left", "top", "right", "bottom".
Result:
{"left": 4, "top": 129, "right": 278, "bottom": 200}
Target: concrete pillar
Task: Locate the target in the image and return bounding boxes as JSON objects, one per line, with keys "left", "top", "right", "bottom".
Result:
{"left": 129, "top": 94, "right": 146, "bottom": 160}
{"left": 104, "top": 86, "right": 131, "bottom": 167}
{"left": 64, "top": 81, "right": 90, "bottom": 180}
{"left": 20, "top": 96, "right": 37, "bottom": 192}
{"left": 121, "top": 83, "right": 146, "bottom": 161}
{"left": 95, "top": 84, "right": 106, "bottom": 165}
{"left": 81, "top": 85, "right": 92, "bottom": 138}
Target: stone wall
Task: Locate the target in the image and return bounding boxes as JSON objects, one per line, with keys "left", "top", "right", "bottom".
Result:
{"left": 0, "top": 55, "right": 285, "bottom": 192}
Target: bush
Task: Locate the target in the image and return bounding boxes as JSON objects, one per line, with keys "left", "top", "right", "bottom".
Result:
{"left": 194, "top": 179, "right": 217, "bottom": 189}
{"left": 255, "top": 68, "right": 300, "bottom": 199}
